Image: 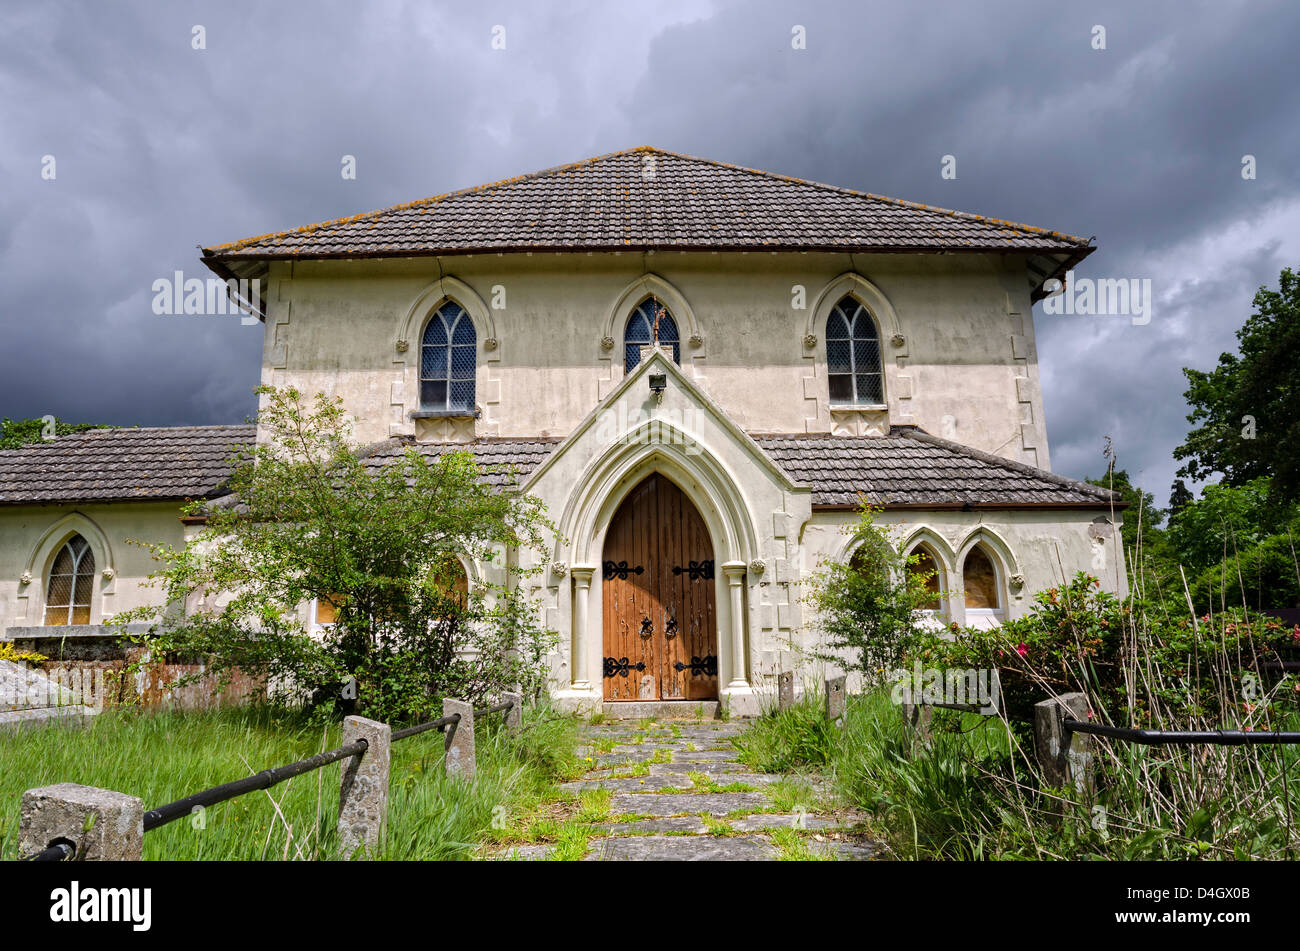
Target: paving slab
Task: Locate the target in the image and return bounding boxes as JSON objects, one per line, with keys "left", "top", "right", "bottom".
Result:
{"left": 650, "top": 761, "right": 758, "bottom": 776}
{"left": 559, "top": 775, "right": 694, "bottom": 794}
{"left": 610, "top": 792, "right": 770, "bottom": 818}
{"left": 595, "top": 816, "right": 712, "bottom": 835}
{"left": 729, "top": 813, "right": 843, "bottom": 832}
{"left": 586, "top": 835, "right": 777, "bottom": 861}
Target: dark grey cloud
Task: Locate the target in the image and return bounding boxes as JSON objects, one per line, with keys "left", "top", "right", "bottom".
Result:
{"left": 2, "top": 0, "right": 1296, "bottom": 504}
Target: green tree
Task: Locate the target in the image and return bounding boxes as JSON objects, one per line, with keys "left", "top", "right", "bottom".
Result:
{"left": 1174, "top": 266, "right": 1300, "bottom": 505}
{"left": 1165, "top": 477, "right": 1293, "bottom": 573}
{"left": 118, "top": 386, "right": 556, "bottom": 723}
{"left": 0, "top": 416, "right": 114, "bottom": 449}
{"left": 804, "top": 506, "right": 936, "bottom": 684}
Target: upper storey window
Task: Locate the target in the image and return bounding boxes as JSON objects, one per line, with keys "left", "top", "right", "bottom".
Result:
{"left": 45, "top": 534, "right": 95, "bottom": 625}
{"left": 826, "top": 295, "right": 883, "bottom": 405}
{"left": 625, "top": 299, "right": 680, "bottom": 373}
{"left": 421, "top": 301, "right": 476, "bottom": 413}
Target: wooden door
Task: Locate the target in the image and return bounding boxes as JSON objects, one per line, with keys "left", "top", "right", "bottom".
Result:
{"left": 602, "top": 474, "right": 718, "bottom": 701}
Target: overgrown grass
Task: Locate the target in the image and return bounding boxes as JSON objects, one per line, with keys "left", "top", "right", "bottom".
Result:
{"left": 0, "top": 701, "right": 582, "bottom": 860}
{"left": 735, "top": 690, "right": 1300, "bottom": 860}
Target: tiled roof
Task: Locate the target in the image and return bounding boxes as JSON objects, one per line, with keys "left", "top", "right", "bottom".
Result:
{"left": 360, "top": 437, "right": 563, "bottom": 489}
{"left": 203, "top": 147, "right": 1092, "bottom": 262}
{"left": 0, "top": 426, "right": 1117, "bottom": 510}
{"left": 0, "top": 426, "right": 256, "bottom": 506}
{"left": 752, "top": 430, "right": 1120, "bottom": 507}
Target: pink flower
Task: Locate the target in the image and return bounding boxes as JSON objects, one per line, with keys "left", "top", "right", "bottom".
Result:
{"left": 1016, "top": 642, "right": 1029, "bottom": 658}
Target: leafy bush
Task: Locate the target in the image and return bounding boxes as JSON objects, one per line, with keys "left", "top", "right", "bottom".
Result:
{"left": 803, "top": 507, "right": 937, "bottom": 685}
{"left": 924, "top": 571, "right": 1300, "bottom": 727}
{"left": 117, "top": 386, "right": 557, "bottom": 724}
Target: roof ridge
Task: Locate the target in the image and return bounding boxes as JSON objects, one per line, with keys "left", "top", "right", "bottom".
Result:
{"left": 203, "top": 146, "right": 655, "bottom": 256}
{"left": 204, "top": 145, "right": 1092, "bottom": 256}
{"left": 644, "top": 147, "right": 1091, "bottom": 245}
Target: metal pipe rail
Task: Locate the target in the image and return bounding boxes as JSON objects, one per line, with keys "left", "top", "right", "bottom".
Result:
{"left": 1064, "top": 719, "right": 1300, "bottom": 746}
{"left": 391, "top": 712, "right": 460, "bottom": 742}
{"left": 20, "top": 696, "right": 519, "bottom": 860}
{"left": 24, "top": 841, "right": 74, "bottom": 862}
{"left": 143, "top": 737, "right": 370, "bottom": 832}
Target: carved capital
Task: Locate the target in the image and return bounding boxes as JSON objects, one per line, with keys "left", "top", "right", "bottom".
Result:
{"left": 600, "top": 335, "right": 615, "bottom": 351}
{"left": 484, "top": 337, "right": 499, "bottom": 351}
{"left": 551, "top": 562, "right": 567, "bottom": 578}
{"left": 803, "top": 333, "right": 817, "bottom": 349}
{"left": 748, "top": 559, "right": 766, "bottom": 575}
{"left": 19, "top": 570, "right": 31, "bottom": 585}
{"left": 395, "top": 339, "right": 409, "bottom": 353}
{"left": 891, "top": 333, "right": 906, "bottom": 347}
{"left": 689, "top": 333, "right": 704, "bottom": 348}
{"left": 102, "top": 568, "right": 116, "bottom": 581}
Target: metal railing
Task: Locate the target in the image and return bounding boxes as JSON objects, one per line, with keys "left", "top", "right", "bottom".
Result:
{"left": 1063, "top": 719, "right": 1300, "bottom": 746}
{"left": 21, "top": 697, "right": 516, "bottom": 861}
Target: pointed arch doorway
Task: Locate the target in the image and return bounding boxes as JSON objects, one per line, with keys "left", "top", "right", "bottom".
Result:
{"left": 601, "top": 473, "right": 719, "bottom": 701}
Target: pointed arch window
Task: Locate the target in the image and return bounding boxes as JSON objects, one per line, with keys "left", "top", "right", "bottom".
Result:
{"left": 45, "top": 534, "right": 95, "bottom": 625}
{"left": 421, "top": 301, "right": 476, "bottom": 413}
{"left": 624, "top": 299, "right": 680, "bottom": 373}
{"left": 826, "top": 295, "right": 883, "bottom": 405}
{"left": 907, "top": 546, "right": 946, "bottom": 612}
{"left": 962, "top": 545, "right": 1005, "bottom": 629}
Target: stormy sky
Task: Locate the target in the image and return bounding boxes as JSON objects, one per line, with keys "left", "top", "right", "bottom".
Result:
{"left": 2, "top": 0, "right": 1297, "bottom": 509}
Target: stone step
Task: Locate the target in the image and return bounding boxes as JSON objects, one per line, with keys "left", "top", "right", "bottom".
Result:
{"left": 599, "top": 701, "right": 721, "bottom": 720}
{"left": 559, "top": 775, "right": 693, "bottom": 794}
{"left": 650, "top": 761, "right": 756, "bottom": 776}
{"left": 610, "top": 791, "right": 770, "bottom": 818}
{"left": 585, "top": 834, "right": 777, "bottom": 861}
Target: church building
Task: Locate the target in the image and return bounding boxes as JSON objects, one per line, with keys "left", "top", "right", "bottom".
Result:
{"left": 0, "top": 147, "right": 1124, "bottom": 715}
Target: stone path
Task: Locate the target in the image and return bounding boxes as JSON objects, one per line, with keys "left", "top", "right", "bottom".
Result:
{"left": 489, "top": 717, "right": 880, "bottom": 861}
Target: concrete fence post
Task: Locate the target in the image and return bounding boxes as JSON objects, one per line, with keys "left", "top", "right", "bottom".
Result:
{"left": 900, "top": 701, "right": 933, "bottom": 748}
{"left": 338, "top": 715, "right": 391, "bottom": 858}
{"left": 19, "top": 783, "right": 143, "bottom": 861}
{"left": 443, "top": 698, "right": 475, "bottom": 780}
{"left": 503, "top": 691, "right": 523, "bottom": 731}
{"left": 824, "top": 675, "right": 847, "bottom": 725}
{"left": 777, "top": 672, "right": 794, "bottom": 711}
{"left": 1034, "top": 692, "right": 1095, "bottom": 799}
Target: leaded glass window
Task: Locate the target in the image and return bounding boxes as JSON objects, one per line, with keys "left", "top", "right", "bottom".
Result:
{"left": 826, "top": 296, "right": 883, "bottom": 404}
{"left": 624, "top": 299, "right": 680, "bottom": 373}
{"left": 44, "top": 534, "right": 94, "bottom": 625}
{"left": 421, "top": 301, "right": 476, "bottom": 412}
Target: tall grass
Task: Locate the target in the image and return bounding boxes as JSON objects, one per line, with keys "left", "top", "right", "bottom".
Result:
{"left": 736, "top": 688, "right": 1300, "bottom": 860}
{"left": 0, "top": 702, "right": 582, "bottom": 860}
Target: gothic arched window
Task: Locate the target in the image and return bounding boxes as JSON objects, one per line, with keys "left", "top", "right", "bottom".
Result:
{"left": 45, "top": 534, "right": 95, "bottom": 625}
{"left": 624, "top": 299, "right": 680, "bottom": 373}
{"left": 908, "top": 546, "right": 945, "bottom": 612}
{"left": 826, "top": 295, "right": 883, "bottom": 405}
{"left": 421, "top": 301, "right": 476, "bottom": 413}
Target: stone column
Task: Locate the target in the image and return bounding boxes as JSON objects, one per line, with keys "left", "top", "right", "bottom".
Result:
{"left": 721, "top": 562, "right": 749, "bottom": 688}
{"left": 570, "top": 566, "right": 596, "bottom": 690}
{"left": 443, "top": 698, "right": 475, "bottom": 781}
{"left": 338, "top": 716, "right": 390, "bottom": 858}
{"left": 1034, "top": 692, "right": 1095, "bottom": 797}
{"left": 20, "top": 783, "right": 143, "bottom": 861}
{"left": 777, "top": 671, "right": 794, "bottom": 710}
{"left": 504, "top": 691, "right": 523, "bottom": 730}
{"left": 825, "top": 675, "right": 847, "bottom": 724}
